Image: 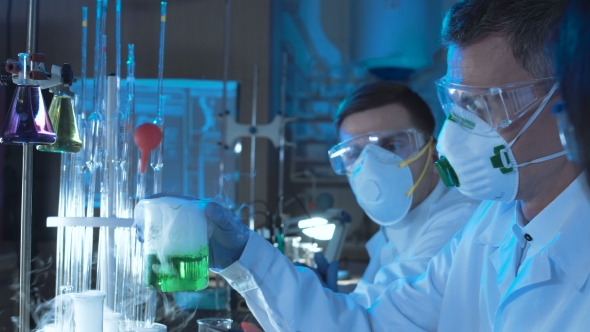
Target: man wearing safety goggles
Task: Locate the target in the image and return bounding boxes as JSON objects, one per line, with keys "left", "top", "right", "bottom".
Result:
{"left": 327, "top": 81, "right": 479, "bottom": 306}
{"left": 201, "top": 0, "right": 590, "bottom": 331}
{"left": 433, "top": 75, "right": 567, "bottom": 201}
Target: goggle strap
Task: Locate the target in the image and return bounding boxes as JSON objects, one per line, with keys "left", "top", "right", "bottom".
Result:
{"left": 403, "top": 139, "right": 433, "bottom": 197}
{"left": 507, "top": 82, "right": 559, "bottom": 149}
{"left": 513, "top": 150, "right": 567, "bottom": 168}
{"left": 507, "top": 85, "right": 536, "bottom": 113}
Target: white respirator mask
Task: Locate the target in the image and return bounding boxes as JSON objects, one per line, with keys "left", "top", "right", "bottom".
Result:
{"left": 349, "top": 141, "right": 432, "bottom": 226}
{"left": 435, "top": 83, "right": 565, "bottom": 202}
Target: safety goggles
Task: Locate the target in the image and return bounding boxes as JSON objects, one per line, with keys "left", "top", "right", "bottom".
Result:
{"left": 435, "top": 77, "right": 555, "bottom": 132}
{"left": 328, "top": 129, "right": 429, "bottom": 175}
{"left": 552, "top": 101, "right": 581, "bottom": 163}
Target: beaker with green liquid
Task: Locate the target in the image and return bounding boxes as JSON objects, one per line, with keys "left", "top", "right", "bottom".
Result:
{"left": 135, "top": 197, "right": 209, "bottom": 292}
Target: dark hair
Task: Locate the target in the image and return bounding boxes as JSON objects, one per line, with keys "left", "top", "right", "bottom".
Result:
{"left": 442, "top": 0, "right": 568, "bottom": 79}
{"left": 335, "top": 81, "right": 435, "bottom": 136}
{"left": 556, "top": 0, "right": 590, "bottom": 170}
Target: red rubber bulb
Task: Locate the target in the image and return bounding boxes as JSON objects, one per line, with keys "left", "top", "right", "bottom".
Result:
{"left": 134, "top": 123, "right": 163, "bottom": 173}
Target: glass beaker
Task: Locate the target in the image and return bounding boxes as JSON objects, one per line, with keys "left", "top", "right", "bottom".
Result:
{"left": 197, "top": 318, "right": 233, "bottom": 332}
{"left": 71, "top": 290, "right": 106, "bottom": 332}
{"left": 135, "top": 197, "right": 209, "bottom": 292}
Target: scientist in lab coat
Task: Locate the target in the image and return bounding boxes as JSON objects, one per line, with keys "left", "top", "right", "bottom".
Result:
{"left": 326, "top": 81, "right": 479, "bottom": 306}
{"left": 204, "top": 0, "right": 589, "bottom": 330}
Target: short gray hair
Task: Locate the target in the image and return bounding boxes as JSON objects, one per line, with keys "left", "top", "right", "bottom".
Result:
{"left": 442, "top": 0, "right": 568, "bottom": 79}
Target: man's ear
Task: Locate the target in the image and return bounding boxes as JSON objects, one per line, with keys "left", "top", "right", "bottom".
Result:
{"left": 430, "top": 140, "right": 439, "bottom": 163}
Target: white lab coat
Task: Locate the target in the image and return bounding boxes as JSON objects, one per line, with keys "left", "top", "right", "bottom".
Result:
{"left": 352, "top": 180, "right": 480, "bottom": 307}
{"left": 218, "top": 174, "right": 590, "bottom": 332}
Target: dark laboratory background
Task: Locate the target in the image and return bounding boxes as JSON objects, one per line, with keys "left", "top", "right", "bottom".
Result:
{"left": 0, "top": 0, "right": 453, "bottom": 330}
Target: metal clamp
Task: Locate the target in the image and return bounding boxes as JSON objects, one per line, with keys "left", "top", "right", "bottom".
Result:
{"left": 222, "top": 114, "right": 296, "bottom": 148}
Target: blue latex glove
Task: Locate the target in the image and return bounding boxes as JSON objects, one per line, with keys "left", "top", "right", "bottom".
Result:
{"left": 314, "top": 252, "right": 339, "bottom": 292}
{"left": 294, "top": 252, "right": 339, "bottom": 292}
{"left": 205, "top": 201, "right": 250, "bottom": 270}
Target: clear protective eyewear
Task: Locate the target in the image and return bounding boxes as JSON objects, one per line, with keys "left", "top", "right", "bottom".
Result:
{"left": 435, "top": 77, "right": 556, "bottom": 132}
{"left": 552, "top": 101, "right": 581, "bottom": 163}
{"left": 328, "top": 129, "right": 429, "bottom": 175}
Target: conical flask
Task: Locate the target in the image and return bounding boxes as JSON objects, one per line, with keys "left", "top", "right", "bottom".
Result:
{"left": 37, "top": 89, "right": 82, "bottom": 153}
{"left": 0, "top": 85, "right": 56, "bottom": 145}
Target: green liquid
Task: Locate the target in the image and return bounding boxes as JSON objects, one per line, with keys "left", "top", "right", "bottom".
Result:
{"left": 146, "top": 247, "right": 209, "bottom": 292}
{"left": 37, "top": 95, "right": 83, "bottom": 153}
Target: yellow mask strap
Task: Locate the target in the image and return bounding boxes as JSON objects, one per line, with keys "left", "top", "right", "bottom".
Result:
{"left": 398, "top": 138, "right": 433, "bottom": 197}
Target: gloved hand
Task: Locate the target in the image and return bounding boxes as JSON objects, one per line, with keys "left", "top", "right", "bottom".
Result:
{"left": 205, "top": 201, "right": 250, "bottom": 270}
{"left": 294, "top": 252, "right": 339, "bottom": 292}
{"left": 133, "top": 196, "right": 250, "bottom": 270}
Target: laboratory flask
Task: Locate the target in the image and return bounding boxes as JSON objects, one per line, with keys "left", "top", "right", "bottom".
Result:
{"left": 1, "top": 85, "right": 56, "bottom": 144}
{"left": 135, "top": 197, "right": 209, "bottom": 292}
{"left": 37, "top": 88, "right": 83, "bottom": 153}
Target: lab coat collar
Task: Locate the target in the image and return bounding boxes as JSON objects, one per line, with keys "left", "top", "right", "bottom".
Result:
{"left": 474, "top": 201, "right": 516, "bottom": 247}
{"left": 545, "top": 174, "right": 590, "bottom": 290}
{"left": 365, "top": 229, "right": 387, "bottom": 259}
{"left": 382, "top": 179, "right": 448, "bottom": 253}
{"left": 502, "top": 173, "right": 590, "bottom": 298}
{"left": 477, "top": 173, "right": 590, "bottom": 291}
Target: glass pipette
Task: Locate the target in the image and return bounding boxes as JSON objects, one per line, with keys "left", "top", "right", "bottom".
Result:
{"left": 99, "top": 34, "right": 111, "bottom": 218}
{"left": 150, "top": 1, "right": 167, "bottom": 194}
{"left": 113, "top": 0, "right": 124, "bottom": 217}
{"left": 86, "top": 33, "right": 107, "bottom": 217}
{"left": 81, "top": 6, "right": 88, "bottom": 122}
{"left": 124, "top": 44, "right": 136, "bottom": 215}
